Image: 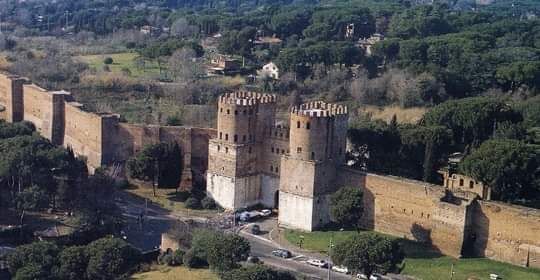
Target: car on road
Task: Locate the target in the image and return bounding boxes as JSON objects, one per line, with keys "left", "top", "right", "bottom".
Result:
{"left": 260, "top": 209, "right": 272, "bottom": 217}
{"left": 251, "top": 224, "right": 261, "bottom": 235}
{"left": 332, "top": 265, "right": 349, "bottom": 274}
{"left": 357, "top": 273, "right": 383, "bottom": 280}
{"left": 307, "top": 259, "right": 328, "bottom": 268}
{"left": 271, "top": 249, "right": 292, "bottom": 258}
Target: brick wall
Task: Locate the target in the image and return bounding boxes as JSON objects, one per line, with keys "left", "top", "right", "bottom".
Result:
{"left": 471, "top": 201, "right": 540, "bottom": 268}
{"left": 337, "top": 168, "right": 471, "bottom": 258}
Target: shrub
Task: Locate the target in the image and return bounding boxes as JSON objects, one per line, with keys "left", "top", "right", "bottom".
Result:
{"left": 183, "top": 249, "right": 206, "bottom": 268}
{"left": 104, "top": 57, "right": 114, "bottom": 64}
{"left": 158, "top": 252, "right": 173, "bottom": 266}
{"left": 201, "top": 196, "right": 216, "bottom": 209}
{"left": 172, "top": 249, "right": 184, "bottom": 266}
{"left": 185, "top": 197, "right": 201, "bottom": 209}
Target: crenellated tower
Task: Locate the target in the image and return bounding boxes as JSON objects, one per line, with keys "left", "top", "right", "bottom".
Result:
{"left": 207, "top": 91, "right": 277, "bottom": 209}
{"left": 278, "top": 101, "right": 348, "bottom": 230}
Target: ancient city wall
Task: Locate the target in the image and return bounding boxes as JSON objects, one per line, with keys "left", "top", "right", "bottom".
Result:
{"left": 114, "top": 123, "right": 215, "bottom": 189}
{"left": 337, "top": 168, "right": 470, "bottom": 258}
{"left": 63, "top": 102, "right": 120, "bottom": 170}
{"left": 471, "top": 201, "right": 540, "bottom": 268}
{"left": 22, "top": 84, "right": 68, "bottom": 144}
{"left": 0, "top": 74, "right": 24, "bottom": 122}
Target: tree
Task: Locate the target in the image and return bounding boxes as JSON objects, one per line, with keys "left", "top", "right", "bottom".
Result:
{"left": 330, "top": 186, "right": 363, "bottom": 229}
{"left": 58, "top": 246, "right": 88, "bottom": 280}
{"left": 190, "top": 229, "right": 250, "bottom": 272}
{"left": 127, "top": 142, "right": 182, "bottom": 196}
{"left": 103, "top": 57, "right": 114, "bottom": 65}
{"left": 221, "top": 265, "right": 296, "bottom": 280}
{"left": 332, "top": 233, "right": 403, "bottom": 278}
{"left": 167, "top": 48, "right": 204, "bottom": 83}
{"left": 459, "top": 139, "right": 540, "bottom": 202}
{"left": 7, "top": 241, "right": 60, "bottom": 280}
{"left": 171, "top": 18, "right": 199, "bottom": 38}
{"left": 85, "top": 237, "right": 141, "bottom": 280}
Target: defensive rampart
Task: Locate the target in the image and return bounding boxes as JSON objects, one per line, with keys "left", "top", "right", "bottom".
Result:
{"left": 471, "top": 201, "right": 540, "bottom": 268}
{"left": 337, "top": 168, "right": 471, "bottom": 257}
{"left": 0, "top": 72, "right": 214, "bottom": 188}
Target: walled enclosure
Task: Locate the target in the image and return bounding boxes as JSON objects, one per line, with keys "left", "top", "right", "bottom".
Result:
{"left": 1, "top": 73, "right": 540, "bottom": 269}
{"left": 0, "top": 73, "right": 213, "bottom": 189}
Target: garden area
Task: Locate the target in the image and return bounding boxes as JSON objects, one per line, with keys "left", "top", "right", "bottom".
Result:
{"left": 284, "top": 229, "right": 540, "bottom": 280}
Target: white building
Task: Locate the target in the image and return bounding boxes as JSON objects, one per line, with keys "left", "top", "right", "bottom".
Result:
{"left": 259, "top": 62, "right": 279, "bottom": 80}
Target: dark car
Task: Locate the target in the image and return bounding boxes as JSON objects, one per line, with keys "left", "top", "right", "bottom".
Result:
{"left": 251, "top": 224, "right": 261, "bottom": 235}
{"left": 247, "top": 256, "right": 261, "bottom": 264}
{"left": 271, "top": 249, "right": 292, "bottom": 258}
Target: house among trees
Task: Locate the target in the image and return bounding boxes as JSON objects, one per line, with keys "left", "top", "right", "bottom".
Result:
{"left": 208, "top": 54, "right": 241, "bottom": 75}
{"left": 259, "top": 62, "right": 279, "bottom": 80}
{"left": 358, "top": 33, "right": 384, "bottom": 56}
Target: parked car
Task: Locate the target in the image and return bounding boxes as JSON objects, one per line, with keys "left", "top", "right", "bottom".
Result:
{"left": 260, "top": 209, "right": 272, "bottom": 217}
{"left": 251, "top": 224, "right": 261, "bottom": 235}
{"left": 271, "top": 249, "right": 292, "bottom": 258}
{"left": 247, "top": 256, "right": 261, "bottom": 264}
{"left": 332, "top": 265, "right": 349, "bottom": 274}
{"left": 357, "top": 273, "right": 367, "bottom": 280}
{"left": 307, "top": 259, "right": 328, "bottom": 268}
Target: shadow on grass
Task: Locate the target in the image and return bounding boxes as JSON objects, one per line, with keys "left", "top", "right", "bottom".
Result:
{"left": 166, "top": 191, "right": 190, "bottom": 202}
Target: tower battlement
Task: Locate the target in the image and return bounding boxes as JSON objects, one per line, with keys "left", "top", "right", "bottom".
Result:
{"left": 219, "top": 91, "right": 276, "bottom": 106}
{"left": 291, "top": 101, "right": 348, "bottom": 118}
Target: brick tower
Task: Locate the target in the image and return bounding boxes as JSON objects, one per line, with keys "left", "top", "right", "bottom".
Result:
{"left": 207, "top": 91, "right": 277, "bottom": 209}
{"left": 278, "top": 101, "right": 348, "bottom": 231}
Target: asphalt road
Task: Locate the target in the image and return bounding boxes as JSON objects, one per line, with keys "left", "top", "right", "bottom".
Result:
{"left": 115, "top": 191, "right": 354, "bottom": 279}
{"left": 240, "top": 231, "right": 354, "bottom": 280}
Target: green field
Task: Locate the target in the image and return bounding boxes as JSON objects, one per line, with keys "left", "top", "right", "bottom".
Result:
{"left": 77, "top": 52, "right": 161, "bottom": 78}
{"left": 285, "top": 229, "right": 540, "bottom": 280}
{"left": 126, "top": 185, "right": 219, "bottom": 217}
{"left": 131, "top": 265, "right": 218, "bottom": 280}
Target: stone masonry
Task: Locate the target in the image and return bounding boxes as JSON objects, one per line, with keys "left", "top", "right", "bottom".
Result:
{"left": 0, "top": 72, "right": 539, "bottom": 268}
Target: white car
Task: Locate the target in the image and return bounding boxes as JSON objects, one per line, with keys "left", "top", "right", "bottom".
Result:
{"left": 331, "top": 265, "right": 349, "bottom": 274}
{"left": 307, "top": 259, "right": 328, "bottom": 268}
{"left": 260, "top": 209, "right": 272, "bottom": 216}
{"left": 357, "top": 273, "right": 382, "bottom": 280}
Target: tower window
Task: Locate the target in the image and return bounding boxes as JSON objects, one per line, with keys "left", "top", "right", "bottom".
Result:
{"left": 271, "top": 147, "right": 275, "bottom": 153}
{"left": 275, "top": 167, "right": 279, "bottom": 173}
{"left": 217, "top": 145, "right": 220, "bottom": 151}
{"left": 234, "top": 135, "right": 238, "bottom": 142}
{"left": 219, "top": 132, "right": 222, "bottom": 139}
{"left": 297, "top": 121, "right": 300, "bottom": 128}
{"left": 220, "top": 108, "right": 223, "bottom": 113}
{"left": 225, "top": 134, "right": 229, "bottom": 141}
{"left": 459, "top": 179, "right": 464, "bottom": 186}
{"left": 225, "top": 147, "right": 229, "bottom": 153}
{"left": 297, "top": 147, "right": 302, "bottom": 153}
{"left": 234, "top": 110, "right": 238, "bottom": 115}
{"left": 282, "top": 149, "right": 285, "bottom": 154}
{"left": 311, "top": 152, "right": 315, "bottom": 160}
{"left": 469, "top": 181, "right": 474, "bottom": 189}
{"left": 306, "top": 122, "right": 310, "bottom": 129}
{"left": 243, "top": 135, "right": 247, "bottom": 142}
{"left": 227, "top": 109, "right": 230, "bottom": 114}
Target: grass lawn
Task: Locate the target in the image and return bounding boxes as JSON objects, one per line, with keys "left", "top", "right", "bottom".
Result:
{"left": 131, "top": 265, "right": 218, "bottom": 280}
{"left": 284, "top": 229, "right": 540, "bottom": 280}
{"left": 125, "top": 185, "right": 218, "bottom": 218}
{"left": 77, "top": 52, "right": 160, "bottom": 78}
